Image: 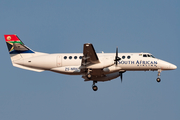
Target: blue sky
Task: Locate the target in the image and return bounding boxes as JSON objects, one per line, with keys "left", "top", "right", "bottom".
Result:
{"left": 0, "top": 0, "right": 179, "bottom": 120}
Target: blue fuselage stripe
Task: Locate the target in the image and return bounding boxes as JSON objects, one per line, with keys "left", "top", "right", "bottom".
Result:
{"left": 10, "top": 50, "right": 34, "bottom": 54}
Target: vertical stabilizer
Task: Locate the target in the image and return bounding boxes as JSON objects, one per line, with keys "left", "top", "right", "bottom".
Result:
{"left": 4, "top": 34, "right": 45, "bottom": 72}
{"left": 4, "top": 34, "right": 34, "bottom": 54}
{"left": 4, "top": 34, "right": 35, "bottom": 62}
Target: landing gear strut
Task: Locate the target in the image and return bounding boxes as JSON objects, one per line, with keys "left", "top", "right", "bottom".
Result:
{"left": 156, "top": 69, "right": 161, "bottom": 82}
{"left": 86, "top": 69, "right": 92, "bottom": 79}
{"left": 92, "top": 81, "right": 98, "bottom": 91}
{"left": 87, "top": 73, "right": 91, "bottom": 79}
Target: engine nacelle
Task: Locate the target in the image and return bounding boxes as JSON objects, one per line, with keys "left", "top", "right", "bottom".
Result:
{"left": 84, "top": 72, "right": 120, "bottom": 82}
{"left": 103, "top": 66, "right": 121, "bottom": 73}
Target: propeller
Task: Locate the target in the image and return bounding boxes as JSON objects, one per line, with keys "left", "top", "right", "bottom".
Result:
{"left": 114, "top": 47, "right": 123, "bottom": 82}
{"left": 119, "top": 72, "right": 123, "bottom": 82}
{"left": 114, "top": 47, "right": 121, "bottom": 66}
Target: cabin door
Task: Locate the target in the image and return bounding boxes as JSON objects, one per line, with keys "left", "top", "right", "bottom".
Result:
{"left": 57, "top": 55, "right": 62, "bottom": 67}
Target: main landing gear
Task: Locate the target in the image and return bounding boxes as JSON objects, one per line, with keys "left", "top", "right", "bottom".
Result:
{"left": 85, "top": 69, "right": 98, "bottom": 91}
{"left": 156, "top": 69, "right": 161, "bottom": 83}
{"left": 87, "top": 73, "right": 91, "bottom": 79}
{"left": 86, "top": 69, "right": 92, "bottom": 79}
{"left": 92, "top": 81, "right": 98, "bottom": 91}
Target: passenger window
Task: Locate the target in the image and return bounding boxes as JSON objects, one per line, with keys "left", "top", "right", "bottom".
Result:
{"left": 127, "top": 56, "right": 131, "bottom": 59}
{"left": 122, "top": 56, "right": 125, "bottom": 59}
{"left": 147, "top": 54, "right": 150, "bottom": 57}
{"left": 143, "top": 54, "right": 147, "bottom": 57}
{"left": 69, "top": 56, "right": 72, "bottom": 59}
{"left": 74, "top": 56, "right": 77, "bottom": 59}
{"left": 79, "top": 56, "right": 82, "bottom": 59}
{"left": 64, "top": 56, "right": 67, "bottom": 59}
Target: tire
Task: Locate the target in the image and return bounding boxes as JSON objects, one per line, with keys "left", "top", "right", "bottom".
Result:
{"left": 87, "top": 74, "right": 91, "bottom": 79}
{"left": 92, "top": 85, "right": 98, "bottom": 91}
{"left": 156, "top": 78, "right": 161, "bottom": 82}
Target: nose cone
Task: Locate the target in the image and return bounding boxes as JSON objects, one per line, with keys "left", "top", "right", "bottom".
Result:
{"left": 158, "top": 59, "right": 177, "bottom": 70}
{"left": 169, "top": 64, "right": 177, "bottom": 70}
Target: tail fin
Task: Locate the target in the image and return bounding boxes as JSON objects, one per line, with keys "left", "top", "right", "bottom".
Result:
{"left": 4, "top": 34, "right": 45, "bottom": 72}
{"left": 4, "top": 34, "right": 34, "bottom": 54}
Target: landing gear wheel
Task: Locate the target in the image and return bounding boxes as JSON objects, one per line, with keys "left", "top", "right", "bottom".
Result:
{"left": 156, "top": 69, "right": 161, "bottom": 83}
{"left": 87, "top": 74, "right": 91, "bottom": 79}
{"left": 92, "top": 85, "right": 98, "bottom": 91}
{"left": 156, "top": 78, "right": 161, "bottom": 82}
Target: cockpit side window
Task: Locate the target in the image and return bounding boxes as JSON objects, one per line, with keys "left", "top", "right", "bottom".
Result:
{"left": 143, "top": 54, "right": 147, "bottom": 57}
{"left": 142, "top": 54, "right": 155, "bottom": 58}
{"left": 150, "top": 55, "right": 155, "bottom": 58}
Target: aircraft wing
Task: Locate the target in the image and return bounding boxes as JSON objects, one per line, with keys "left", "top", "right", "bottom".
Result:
{"left": 81, "top": 43, "right": 100, "bottom": 67}
{"left": 80, "top": 43, "right": 102, "bottom": 79}
{"left": 80, "top": 43, "right": 121, "bottom": 81}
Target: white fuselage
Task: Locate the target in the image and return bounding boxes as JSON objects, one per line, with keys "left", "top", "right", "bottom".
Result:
{"left": 13, "top": 52, "right": 177, "bottom": 75}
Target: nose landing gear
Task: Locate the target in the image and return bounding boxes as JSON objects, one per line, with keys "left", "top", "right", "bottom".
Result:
{"left": 92, "top": 81, "right": 98, "bottom": 91}
{"left": 156, "top": 69, "right": 161, "bottom": 82}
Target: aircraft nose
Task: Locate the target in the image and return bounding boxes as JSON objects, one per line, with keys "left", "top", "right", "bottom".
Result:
{"left": 169, "top": 64, "right": 177, "bottom": 70}
{"left": 159, "top": 60, "right": 177, "bottom": 70}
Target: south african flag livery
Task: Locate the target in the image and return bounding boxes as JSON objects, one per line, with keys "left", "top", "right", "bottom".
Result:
{"left": 4, "top": 34, "right": 34, "bottom": 54}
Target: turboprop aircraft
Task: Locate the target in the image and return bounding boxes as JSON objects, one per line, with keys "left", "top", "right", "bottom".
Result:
{"left": 4, "top": 34, "right": 177, "bottom": 91}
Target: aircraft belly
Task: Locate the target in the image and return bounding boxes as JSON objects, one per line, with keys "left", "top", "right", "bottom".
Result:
{"left": 90, "top": 69, "right": 103, "bottom": 75}
{"left": 83, "top": 72, "right": 120, "bottom": 82}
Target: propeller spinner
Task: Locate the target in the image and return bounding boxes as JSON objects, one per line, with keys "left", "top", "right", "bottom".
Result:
{"left": 114, "top": 47, "right": 121, "bottom": 66}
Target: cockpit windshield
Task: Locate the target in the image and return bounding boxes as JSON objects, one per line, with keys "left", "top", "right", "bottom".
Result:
{"left": 142, "top": 54, "right": 155, "bottom": 58}
{"left": 150, "top": 54, "right": 155, "bottom": 58}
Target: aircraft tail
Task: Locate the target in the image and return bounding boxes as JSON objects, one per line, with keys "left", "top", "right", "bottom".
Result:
{"left": 4, "top": 34, "right": 45, "bottom": 72}
{"left": 4, "top": 34, "right": 34, "bottom": 54}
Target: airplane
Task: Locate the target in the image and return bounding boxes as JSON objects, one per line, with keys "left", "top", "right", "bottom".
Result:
{"left": 4, "top": 34, "right": 177, "bottom": 91}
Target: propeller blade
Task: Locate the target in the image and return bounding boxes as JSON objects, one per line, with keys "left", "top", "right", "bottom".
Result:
{"left": 120, "top": 72, "right": 123, "bottom": 82}
{"left": 114, "top": 47, "right": 121, "bottom": 66}
{"left": 121, "top": 74, "right": 123, "bottom": 82}
{"left": 114, "top": 47, "right": 119, "bottom": 66}
{"left": 116, "top": 47, "right": 118, "bottom": 58}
